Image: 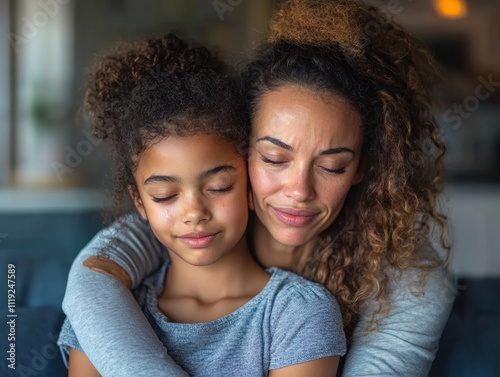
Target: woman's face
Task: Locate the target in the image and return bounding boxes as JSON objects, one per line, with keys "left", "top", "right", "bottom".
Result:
{"left": 248, "top": 85, "right": 364, "bottom": 247}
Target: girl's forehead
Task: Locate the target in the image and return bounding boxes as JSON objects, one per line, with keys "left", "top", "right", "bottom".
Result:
{"left": 135, "top": 134, "right": 246, "bottom": 183}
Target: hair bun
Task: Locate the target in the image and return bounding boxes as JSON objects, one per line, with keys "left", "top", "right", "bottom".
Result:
{"left": 268, "top": 0, "right": 373, "bottom": 57}
{"left": 268, "top": 0, "right": 441, "bottom": 100}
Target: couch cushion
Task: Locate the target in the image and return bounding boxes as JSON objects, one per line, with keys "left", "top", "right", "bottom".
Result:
{"left": 429, "top": 278, "right": 500, "bottom": 376}
{"left": 1, "top": 306, "right": 67, "bottom": 377}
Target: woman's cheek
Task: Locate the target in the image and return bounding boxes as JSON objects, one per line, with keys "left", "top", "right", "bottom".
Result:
{"left": 321, "top": 181, "right": 351, "bottom": 214}
{"left": 249, "top": 164, "right": 281, "bottom": 198}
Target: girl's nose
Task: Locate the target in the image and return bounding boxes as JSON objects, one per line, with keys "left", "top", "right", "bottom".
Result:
{"left": 182, "top": 193, "right": 211, "bottom": 225}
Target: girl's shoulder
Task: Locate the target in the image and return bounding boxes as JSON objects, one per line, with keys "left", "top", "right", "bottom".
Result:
{"left": 267, "top": 267, "right": 330, "bottom": 292}
{"left": 265, "top": 267, "right": 341, "bottom": 313}
{"left": 265, "top": 268, "right": 347, "bottom": 363}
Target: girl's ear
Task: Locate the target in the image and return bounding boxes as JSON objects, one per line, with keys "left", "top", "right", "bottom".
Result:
{"left": 128, "top": 185, "right": 148, "bottom": 221}
{"left": 248, "top": 186, "right": 255, "bottom": 211}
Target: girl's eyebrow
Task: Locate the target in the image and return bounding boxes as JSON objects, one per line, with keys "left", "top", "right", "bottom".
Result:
{"left": 143, "top": 165, "right": 236, "bottom": 185}
{"left": 143, "top": 175, "right": 179, "bottom": 185}
{"left": 200, "top": 165, "right": 236, "bottom": 179}
{"left": 256, "top": 136, "right": 354, "bottom": 155}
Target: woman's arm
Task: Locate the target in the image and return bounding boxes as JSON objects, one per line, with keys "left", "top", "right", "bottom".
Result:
{"left": 62, "top": 214, "right": 189, "bottom": 377}
{"left": 342, "top": 248, "right": 456, "bottom": 377}
{"left": 269, "top": 356, "right": 339, "bottom": 377}
{"left": 79, "top": 214, "right": 167, "bottom": 289}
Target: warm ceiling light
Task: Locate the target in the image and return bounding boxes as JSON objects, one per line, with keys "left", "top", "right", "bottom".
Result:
{"left": 434, "top": 0, "right": 468, "bottom": 19}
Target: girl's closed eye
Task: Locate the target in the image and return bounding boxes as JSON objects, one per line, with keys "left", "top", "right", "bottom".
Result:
{"left": 152, "top": 194, "right": 177, "bottom": 203}
{"left": 208, "top": 185, "right": 233, "bottom": 193}
{"left": 152, "top": 185, "right": 234, "bottom": 202}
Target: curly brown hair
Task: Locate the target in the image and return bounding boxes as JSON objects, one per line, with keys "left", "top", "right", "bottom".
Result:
{"left": 243, "top": 0, "right": 450, "bottom": 335}
{"left": 84, "top": 33, "right": 247, "bottom": 216}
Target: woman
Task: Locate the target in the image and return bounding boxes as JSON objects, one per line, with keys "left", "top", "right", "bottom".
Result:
{"left": 62, "top": 1, "right": 454, "bottom": 376}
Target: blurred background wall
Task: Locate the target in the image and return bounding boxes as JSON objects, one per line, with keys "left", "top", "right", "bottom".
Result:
{"left": 0, "top": 0, "right": 278, "bottom": 266}
{"left": 1, "top": 0, "right": 498, "bottom": 277}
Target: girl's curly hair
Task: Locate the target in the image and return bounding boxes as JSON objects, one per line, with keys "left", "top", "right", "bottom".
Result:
{"left": 243, "top": 0, "right": 450, "bottom": 336}
{"left": 84, "top": 32, "right": 247, "bottom": 215}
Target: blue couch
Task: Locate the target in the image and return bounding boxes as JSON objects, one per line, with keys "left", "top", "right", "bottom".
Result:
{"left": 1, "top": 210, "right": 499, "bottom": 376}
{"left": 0, "top": 210, "right": 102, "bottom": 377}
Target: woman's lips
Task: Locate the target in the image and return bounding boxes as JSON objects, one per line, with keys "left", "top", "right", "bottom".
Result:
{"left": 177, "top": 232, "right": 220, "bottom": 248}
{"left": 271, "top": 207, "right": 319, "bottom": 227}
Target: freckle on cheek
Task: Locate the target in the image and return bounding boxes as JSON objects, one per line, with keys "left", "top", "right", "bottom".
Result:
{"left": 160, "top": 210, "right": 172, "bottom": 222}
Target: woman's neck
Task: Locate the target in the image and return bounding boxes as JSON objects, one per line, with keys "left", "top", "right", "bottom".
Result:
{"left": 251, "top": 216, "right": 316, "bottom": 271}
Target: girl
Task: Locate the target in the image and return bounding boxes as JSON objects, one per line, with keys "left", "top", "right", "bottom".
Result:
{"left": 57, "top": 32, "right": 346, "bottom": 376}
{"left": 61, "top": 1, "right": 455, "bottom": 376}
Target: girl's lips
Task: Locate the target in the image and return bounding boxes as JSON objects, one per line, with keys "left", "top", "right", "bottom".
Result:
{"left": 178, "top": 232, "right": 220, "bottom": 248}
{"left": 271, "top": 207, "right": 319, "bottom": 227}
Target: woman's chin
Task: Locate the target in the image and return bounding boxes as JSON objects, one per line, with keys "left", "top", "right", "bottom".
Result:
{"left": 271, "top": 227, "right": 315, "bottom": 248}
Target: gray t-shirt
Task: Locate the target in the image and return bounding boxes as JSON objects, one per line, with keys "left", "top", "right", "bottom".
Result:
{"left": 58, "top": 265, "right": 346, "bottom": 376}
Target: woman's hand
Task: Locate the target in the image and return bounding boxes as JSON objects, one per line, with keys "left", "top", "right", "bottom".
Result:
{"left": 68, "top": 348, "right": 102, "bottom": 377}
{"left": 269, "top": 356, "right": 339, "bottom": 377}
{"left": 83, "top": 256, "right": 133, "bottom": 290}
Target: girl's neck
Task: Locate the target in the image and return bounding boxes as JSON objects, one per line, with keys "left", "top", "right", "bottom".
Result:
{"left": 162, "top": 236, "right": 269, "bottom": 304}
{"left": 251, "top": 216, "right": 316, "bottom": 271}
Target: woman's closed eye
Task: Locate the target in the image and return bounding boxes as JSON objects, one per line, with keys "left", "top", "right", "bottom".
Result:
{"left": 261, "top": 156, "right": 286, "bottom": 165}
{"left": 321, "top": 167, "right": 346, "bottom": 175}
{"left": 261, "top": 153, "right": 347, "bottom": 175}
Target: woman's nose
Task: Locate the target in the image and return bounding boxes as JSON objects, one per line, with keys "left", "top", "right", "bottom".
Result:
{"left": 182, "top": 193, "right": 211, "bottom": 225}
{"left": 283, "top": 165, "right": 315, "bottom": 202}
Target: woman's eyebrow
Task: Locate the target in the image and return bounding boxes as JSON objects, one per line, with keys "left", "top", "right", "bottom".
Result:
{"left": 256, "top": 136, "right": 293, "bottom": 151}
{"left": 319, "top": 147, "right": 354, "bottom": 155}
{"left": 143, "top": 165, "right": 235, "bottom": 186}
{"left": 256, "top": 136, "right": 354, "bottom": 155}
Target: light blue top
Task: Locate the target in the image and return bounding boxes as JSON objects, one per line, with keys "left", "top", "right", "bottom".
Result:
{"left": 58, "top": 263, "right": 346, "bottom": 376}
{"left": 61, "top": 214, "right": 455, "bottom": 377}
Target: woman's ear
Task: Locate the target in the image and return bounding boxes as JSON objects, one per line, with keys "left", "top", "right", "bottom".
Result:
{"left": 128, "top": 185, "right": 148, "bottom": 221}
{"left": 353, "top": 153, "right": 368, "bottom": 185}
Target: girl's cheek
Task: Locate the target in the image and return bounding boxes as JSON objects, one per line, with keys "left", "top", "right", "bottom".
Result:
{"left": 160, "top": 209, "right": 172, "bottom": 223}
{"left": 159, "top": 207, "right": 179, "bottom": 230}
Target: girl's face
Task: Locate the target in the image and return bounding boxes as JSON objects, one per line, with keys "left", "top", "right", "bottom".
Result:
{"left": 248, "top": 85, "right": 364, "bottom": 247}
{"left": 131, "top": 133, "right": 249, "bottom": 266}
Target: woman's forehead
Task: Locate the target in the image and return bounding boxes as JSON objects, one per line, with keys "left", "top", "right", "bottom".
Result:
{"left": 251, "top": 85, "right": 362, "bottom": 149}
